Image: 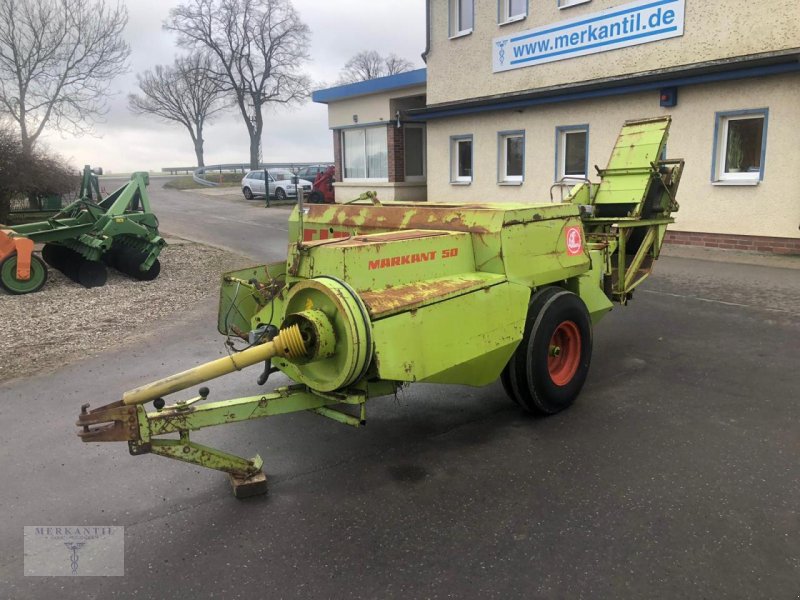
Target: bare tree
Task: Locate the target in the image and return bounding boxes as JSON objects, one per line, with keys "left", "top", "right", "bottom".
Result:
{"left": 338, "top": 51, "right": 415, "bottom": 84}
{"left": 129, "top": 55, "right": 227, "bottom": 167}
{"left": 0, "top": 0, "right": 130, "bottom": 155}
{"left": 385, "top": 54, "right": 416, "bottom": 76}
{"left": 165, "top": 0, "right": 311, "bottom": 170}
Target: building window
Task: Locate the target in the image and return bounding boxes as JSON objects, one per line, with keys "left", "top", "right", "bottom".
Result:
{"left": 450, "top": 135, "right": 473, "bottom": 183}
{"left": 404, "top": 124, "right": 426, "bottom": 181}
{"left": 342, "top": 126, "right": 388, "bottom": 181}
{"left": 558, "top": 0, "right": 591, "bottom": 8}
{"left": 499, "top": 0, "right": 527, "bottom": 24}
{"left": 712, "top": 109, "right": 768, "bottom": 183}
{"left": 556, "top": 125, "right": 589, "bottom": 181}
{"left": 498, "top": 131, "right": 524, "bottom": 183}
{"left": 449, "top": 0, "right": 473, "bottom": 37}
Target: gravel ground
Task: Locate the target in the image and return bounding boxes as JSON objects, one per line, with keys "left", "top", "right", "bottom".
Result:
{"left": 0, "top": 240, "right": 251, "bottom": 383}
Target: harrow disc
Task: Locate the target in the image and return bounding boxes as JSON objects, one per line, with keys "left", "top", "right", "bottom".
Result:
{"left": 50, "top": 246, "right": 107, "bottom": 288}
{"left": 77, "top": 260, "right": 108, "bottom": 288}
{"left": 108, "top": 245, "right": 161, "bottom": 281}
{"left": 42, "top": 244, "right": 68, "bottom": 271}
{"left": 134, "top": 258, "right": 160, "bottom": 281}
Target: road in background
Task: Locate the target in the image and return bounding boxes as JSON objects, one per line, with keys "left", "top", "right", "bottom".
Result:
{"left": 101, "top": 176, "right": 292, "bottom": 259}
{"left": 1, "top": 180, "right": 798, "bottom": 598}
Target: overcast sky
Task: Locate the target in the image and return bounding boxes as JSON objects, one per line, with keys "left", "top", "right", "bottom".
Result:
{"left": 38, "top": 0, "right": 426, "bottom": 173}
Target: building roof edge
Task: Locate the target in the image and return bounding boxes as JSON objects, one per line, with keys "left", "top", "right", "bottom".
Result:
{"left": 312, "top": 69, "right": 427, "bottom": 104}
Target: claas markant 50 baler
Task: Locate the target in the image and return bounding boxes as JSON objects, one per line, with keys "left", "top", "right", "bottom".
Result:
{"left": 78, "top": 116, "right": 683, "bottom": 498}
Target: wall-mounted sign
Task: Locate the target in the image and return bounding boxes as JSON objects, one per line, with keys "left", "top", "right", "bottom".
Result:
{"left": 493, "top": 0, "right": 685, "bottom": 72}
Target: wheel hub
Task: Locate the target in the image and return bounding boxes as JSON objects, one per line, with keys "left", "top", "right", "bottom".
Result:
{"left": 547, "top": 320, "right": 581, "bottom": 386}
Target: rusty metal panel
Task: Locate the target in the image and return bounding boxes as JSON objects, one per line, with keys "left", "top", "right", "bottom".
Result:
{"left": 295, "top": 230, "right": 477, "bottom": 293}
{"left": 360, "top": 272, "right": 505, "bottom": 319}
{"left": 290, "top": 202, "right": 581, "bottom": 243}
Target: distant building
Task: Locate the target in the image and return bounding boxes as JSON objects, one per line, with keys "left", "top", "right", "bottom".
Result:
{"left": 313, "top": 0, "right": 800, "bottom": 253}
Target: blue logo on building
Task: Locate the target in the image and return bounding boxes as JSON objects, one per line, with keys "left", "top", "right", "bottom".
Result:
{"left": 496, "top": 40, "right": 508, "bottom": 65}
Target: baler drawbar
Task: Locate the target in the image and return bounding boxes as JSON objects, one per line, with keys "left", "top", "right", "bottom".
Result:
{"left": 78, "top": 116, "right": 683, "bottom": 498}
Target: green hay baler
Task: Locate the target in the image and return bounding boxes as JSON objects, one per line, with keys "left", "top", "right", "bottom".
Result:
{"left": 78, "top": 116, "right": 683, "bottom": 498}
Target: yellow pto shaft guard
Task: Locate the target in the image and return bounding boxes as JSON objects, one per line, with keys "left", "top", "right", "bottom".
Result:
{"left": 122, "top": 324, "right": 306, "bottom": 405}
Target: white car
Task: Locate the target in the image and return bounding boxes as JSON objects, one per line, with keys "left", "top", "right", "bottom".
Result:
{"left": 241, "top": 169, "right": 313, "bottom": 201}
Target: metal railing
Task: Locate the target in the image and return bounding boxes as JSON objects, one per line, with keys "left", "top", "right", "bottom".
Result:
{"left": 159, "top": 162, "right": 333, "bottom": 187}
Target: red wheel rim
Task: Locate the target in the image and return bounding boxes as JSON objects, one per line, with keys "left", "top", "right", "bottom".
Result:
{"left": 547, "top": 320, "right": 581, "bottom": 386}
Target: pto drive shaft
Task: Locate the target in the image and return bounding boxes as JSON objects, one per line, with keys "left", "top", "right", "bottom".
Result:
{"left": 122, "top": 324, "right": 307, "bottom": 406}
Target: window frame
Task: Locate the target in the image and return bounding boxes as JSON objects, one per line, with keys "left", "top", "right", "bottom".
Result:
{"left": 450, "top": 134, "right": 474, "bottom": 184}
{"left": 555, "top": 124, "right": 590, "bottom": 182}
{"left": 449, "top": 0, "right": 474, "bottom": 38}
{"left": 404, "top": 123, "right": 427, "bottom": 182}
{"left": 498, "top": 130, "right": 525, "bottom": 184}
{"left": 557, "top": 0, "right": 591, "bottom": 9}
{"left": 340, "top": 124, "right": 389, "bottom": 182}
{"left": 498, "top": 0, "right": 527, "bottom": 25}
{"left": 711, "top": 108, "right": 768, "bottom": 184}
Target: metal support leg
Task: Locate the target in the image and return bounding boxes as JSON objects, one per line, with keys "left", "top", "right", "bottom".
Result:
{"left": 147, "top": 435, "right": 269, "bottom": 498}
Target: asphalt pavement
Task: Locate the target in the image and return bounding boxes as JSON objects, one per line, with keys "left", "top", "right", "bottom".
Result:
{"left": 1, "top": 179, "right": 798, "bottom": 598}
{"left": 113, "top": 177, "right": 294, "bottom": 259}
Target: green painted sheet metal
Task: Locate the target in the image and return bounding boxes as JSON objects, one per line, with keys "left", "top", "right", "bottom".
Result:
{"left": 294, "top": 230, "right": 476, "bottom": 293}
{"left": 372, "top": 280, "right": 530, "bottom": 386}
{"left": 594, "top": 116, "right": 670, "bottom": 206}
{"left": 502, "top": 216, "right": 590, "bottom": 287}
{"left": 218, "top": 261, "right": 287, "bottom": 336}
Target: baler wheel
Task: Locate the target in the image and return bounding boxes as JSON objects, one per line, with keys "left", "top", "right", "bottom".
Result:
{"left": 547, "top": 321, "right": 582, "bottom": 386}
{"left": 0, "top": 253, "right": 48, "bottom": 294}
{"left": 505, "top": 287, "right": 592, "bottom": 415}
{"left": 500, "top": 366, "right": 519, "bottom": 406}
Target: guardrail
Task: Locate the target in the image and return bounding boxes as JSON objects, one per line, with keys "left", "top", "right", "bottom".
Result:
{"left": 161, "top": 162, "right": 333, "bottom": 187}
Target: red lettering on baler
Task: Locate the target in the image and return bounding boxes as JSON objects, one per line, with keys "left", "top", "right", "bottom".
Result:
{"left": 369, "top": 250, "right": 438, "bottom": 270}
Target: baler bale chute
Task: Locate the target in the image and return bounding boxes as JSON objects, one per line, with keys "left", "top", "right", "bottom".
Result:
{"left": 77, "top": 116, "right": 683, "bottom": 498}
{"left": 0, "top": 167, "right": 165, "bottom": 294}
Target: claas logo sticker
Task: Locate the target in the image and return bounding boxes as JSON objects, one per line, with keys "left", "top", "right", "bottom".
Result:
{"left": 566, "top": 226, "right": 583, "bottom": 256}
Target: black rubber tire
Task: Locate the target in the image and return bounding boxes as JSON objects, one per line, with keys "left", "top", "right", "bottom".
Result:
{"left": 243, "top": 187, "right": 253, "bottom": 200}
{"left": 505, "top": 287, "right": 593, "bottom": 415}
{"left": 275, "top": 187, "right": 287, "bottom": 201}
{"left": 0, "top": 253, "right": 48, "bottom": 294}
{"left": 500, "top": 365, "right": 520, "bottom": 406}
{"left": 308, "top": 191, "right": 324, "bottom": 204}
{"left": 77, "top": 260, "right": 108, "bottom": 288}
